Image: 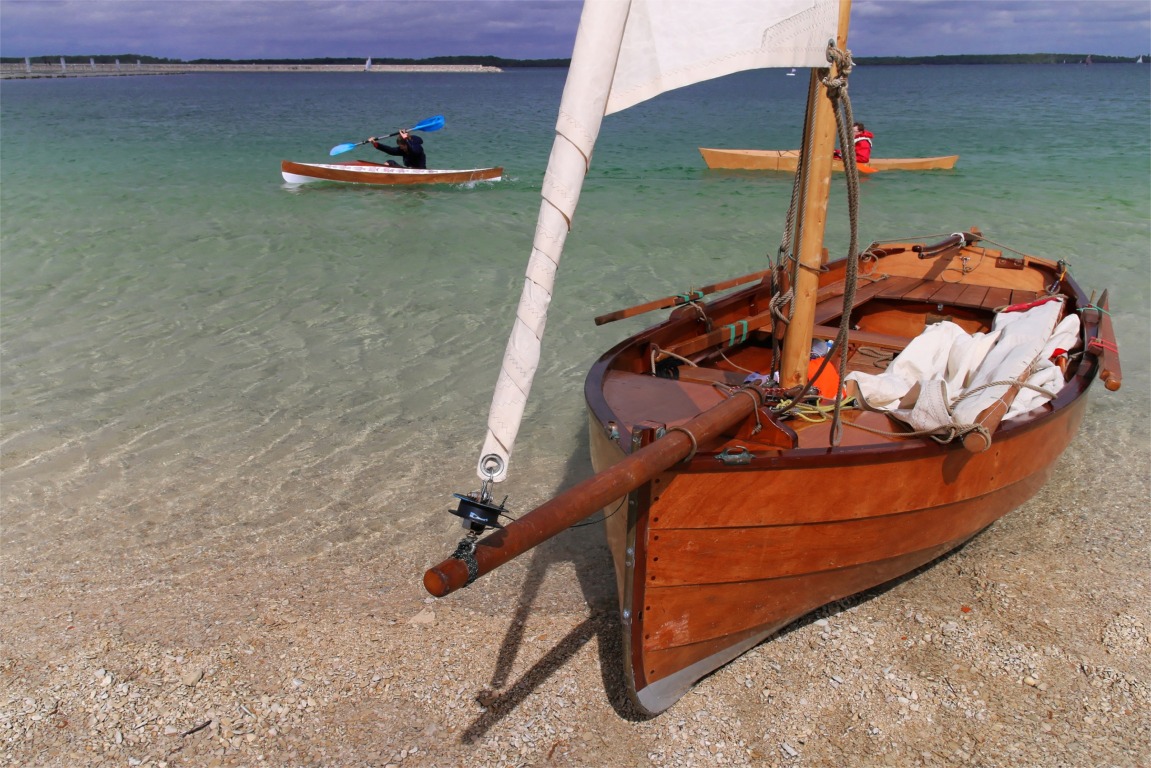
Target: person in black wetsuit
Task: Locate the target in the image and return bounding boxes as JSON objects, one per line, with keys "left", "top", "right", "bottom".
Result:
{"left": 369, "top": 130, "right": 426, "bottom": 169}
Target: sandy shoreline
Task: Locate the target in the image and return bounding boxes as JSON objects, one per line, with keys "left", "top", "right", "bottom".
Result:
{"left": 0, "top": 63, "right": 503, "bottom": 80}
{"left": 1, "top": 405, "right": 1148, "bottom": 767}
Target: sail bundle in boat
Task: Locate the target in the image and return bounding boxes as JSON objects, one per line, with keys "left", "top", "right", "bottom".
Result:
{"left": 845, "top": 298, "right": 1079, "bottom": 433}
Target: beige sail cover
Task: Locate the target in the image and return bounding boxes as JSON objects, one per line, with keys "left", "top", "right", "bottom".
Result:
{"left": 478, "top": 0, "right": 841, "bottom": 482}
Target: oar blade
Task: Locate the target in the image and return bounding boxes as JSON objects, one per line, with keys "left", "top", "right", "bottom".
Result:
{"left": 329, "top": 142, "right": 359, "bottom": 156}
{"left": 411, "top": 115, "right": 445, "bottom": 133}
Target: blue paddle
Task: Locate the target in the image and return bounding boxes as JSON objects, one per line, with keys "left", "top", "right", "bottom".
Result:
{"left": 329, "top": 115, "right": 445, "bottom": 156}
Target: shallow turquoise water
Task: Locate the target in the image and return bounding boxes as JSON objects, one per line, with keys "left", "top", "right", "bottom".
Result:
{"left": 1, "top": 65, "right": 1148, "bottom": 559}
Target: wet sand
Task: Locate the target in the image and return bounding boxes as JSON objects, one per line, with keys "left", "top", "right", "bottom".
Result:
{"left": 1, "top": 397, "right": 1147, "bottom": 767}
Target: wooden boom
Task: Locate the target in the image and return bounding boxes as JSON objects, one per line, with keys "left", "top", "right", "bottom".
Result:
{"left": 423, "top": 386, "right": 767, "bottom": 597}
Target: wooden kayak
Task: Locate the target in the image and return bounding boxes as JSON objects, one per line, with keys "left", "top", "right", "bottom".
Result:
{"left": 699, "top": 147, "right": 959, "bottom": 172}
{"left": 280, "top": 159, "right": 503, "bottom": 186}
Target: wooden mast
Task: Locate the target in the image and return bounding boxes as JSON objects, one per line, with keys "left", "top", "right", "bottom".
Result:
{"left": 779, "top": 0, "right": 852, "bottom": 388}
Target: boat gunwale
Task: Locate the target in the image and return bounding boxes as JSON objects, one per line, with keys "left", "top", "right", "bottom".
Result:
{"left": 585, "top": 252, "right": 1100, "bottom": 471}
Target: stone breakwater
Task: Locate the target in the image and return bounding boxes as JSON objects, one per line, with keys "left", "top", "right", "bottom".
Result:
{"left": 0, "top": 62, "right": 503, "bottom": 79}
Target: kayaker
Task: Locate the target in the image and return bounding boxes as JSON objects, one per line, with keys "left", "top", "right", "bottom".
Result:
{"left": 834, "top": 122, "right": 874, "bottom": 164}
{"left": 369, "top": 130, "right": 427, "bottom": 169}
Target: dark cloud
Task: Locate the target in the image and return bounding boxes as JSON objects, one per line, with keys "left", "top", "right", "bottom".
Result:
{"left": 0, "top": 0, "right": 1146, "bottom": 60}
{"left": 0, "top": 0, "right": 584, "bottom": 59}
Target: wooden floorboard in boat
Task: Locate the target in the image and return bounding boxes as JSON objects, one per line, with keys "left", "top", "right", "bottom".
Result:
{"left": 867, "top": 275, "right": 1028, "bottom": 313}
{"left": 956, "top": 283, "right": 991, "bottom": 309}
{"left": 871, "top": 275, "right": 927, "bottom": 301}
{"left": 1010, "top": 289, "right": 1041, "bottom": 306}
{"left": 899, "top": 279, "right": 948, "bottom": 302}
{"left": 812, "top": 277, "right": 897, "bottom": 325}
{"left": 984, "top": 286, "right": 1014, "bottom": 310}
{"left": 930, "top": 281, "right": 971, "bottom": 306}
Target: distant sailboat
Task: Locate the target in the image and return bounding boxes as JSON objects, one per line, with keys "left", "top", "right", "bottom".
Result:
{"left": 787, "top": 67, "right": 797, "bottom": 76}
{"left": 1138, "top": 56, "right": 1144, "bottom": 64}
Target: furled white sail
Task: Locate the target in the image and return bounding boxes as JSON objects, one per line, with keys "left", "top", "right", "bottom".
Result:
{"left": 477, "top": 0, "right": 841, "bottom": 483}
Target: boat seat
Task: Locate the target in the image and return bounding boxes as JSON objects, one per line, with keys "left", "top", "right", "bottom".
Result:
{"left": 811, "top": 325, "right": 910, "bottom": 351}
{"left": 868, "top": 275, "right": 1040, "bottom": 312}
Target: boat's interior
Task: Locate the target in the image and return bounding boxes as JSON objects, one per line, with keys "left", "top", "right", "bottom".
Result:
{"left": 591, "top": 238, "right": 1095, "bottom": 454}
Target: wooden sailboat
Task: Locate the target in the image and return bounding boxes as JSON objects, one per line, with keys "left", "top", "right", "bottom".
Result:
{"left": 422, "top": 0, "right": 1121, "bottom": 715}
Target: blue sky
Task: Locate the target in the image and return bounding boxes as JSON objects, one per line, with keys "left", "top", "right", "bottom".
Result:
{"left": 1, "top": 0, "right": 1147, "bottom": 60}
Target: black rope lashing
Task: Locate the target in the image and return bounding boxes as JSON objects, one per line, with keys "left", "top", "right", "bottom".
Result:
{"left": 450, "top": 532, "right": 481, "bottom": 585}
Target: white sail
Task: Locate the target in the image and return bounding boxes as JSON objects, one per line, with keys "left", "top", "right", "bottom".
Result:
{"left": 477, "top": 0, "right": 840, "bottom": 483}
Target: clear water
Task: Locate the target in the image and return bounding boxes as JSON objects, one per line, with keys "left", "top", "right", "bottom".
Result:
{"left": 2, "top": 65, "right": 1148, "bottom": 566}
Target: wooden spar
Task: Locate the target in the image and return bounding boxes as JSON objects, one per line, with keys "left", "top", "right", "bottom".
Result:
{"left": 423, "top": 386, "right": 766, "bottom": 597}
{"left": 594, "top": 269, "right": 771, "bottom": 325}
{"left": 962, "top": 380, "right": 1027, "bottom": 453}
{"left": 779, "top": 0, "right": 851, "bottom": 388}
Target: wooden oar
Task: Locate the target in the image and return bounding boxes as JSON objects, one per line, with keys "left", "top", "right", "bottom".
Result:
{"left": 423, "top": 386, "right": 766, "bottom": 597}
{"left": 1087, "top": 290, "right": 1121, "bottom": 391}
{"left": 593, "top": 269, "right": 770, "bottom": 326}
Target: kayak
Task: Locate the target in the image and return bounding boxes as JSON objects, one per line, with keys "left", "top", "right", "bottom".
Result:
{"left": 281, "top": 159, "right": 503, "bottom": 186}
{"left": 699, "top": 147, "right": 959, "bottom": 173}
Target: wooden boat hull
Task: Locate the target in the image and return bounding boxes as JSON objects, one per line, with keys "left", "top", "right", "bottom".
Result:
{"left": 585, "top": 238, "right": 1107, "bottom": 714}
{"left": 281, "top": 159, "right": 503, "bottom": 186}
{"left": 699, "top": 147, "right": 959, "bottom": 172}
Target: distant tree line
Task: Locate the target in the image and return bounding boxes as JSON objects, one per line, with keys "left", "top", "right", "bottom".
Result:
{"left": 855, "top": 53, "right": 1141, "bottom": 65}
{"left": 1, "top": 54, "right": 183, "bottom": 64}
{"left": 2, "top": 53, "right": 1146, "bottom": 67}
{"left": 0, "top": 54, "right": 568, "bottom": 68}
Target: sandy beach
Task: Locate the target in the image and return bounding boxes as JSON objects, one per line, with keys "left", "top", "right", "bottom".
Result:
{"left": 1, "top": 407, "right": 1147, "bottom": 767}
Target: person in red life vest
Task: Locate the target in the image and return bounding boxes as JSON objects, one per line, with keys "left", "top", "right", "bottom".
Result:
{"left": 834, "top": 122, "right": 874, "bottom": 164}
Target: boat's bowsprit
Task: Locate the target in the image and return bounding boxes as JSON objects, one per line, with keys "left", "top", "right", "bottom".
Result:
{"left": 424, "top": 382, "right": 773, "bottom": 598}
